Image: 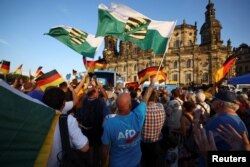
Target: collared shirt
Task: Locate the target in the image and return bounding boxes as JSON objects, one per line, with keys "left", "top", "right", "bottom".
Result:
{"left": 142, "top": 102, "right": 166, "bottom": 143}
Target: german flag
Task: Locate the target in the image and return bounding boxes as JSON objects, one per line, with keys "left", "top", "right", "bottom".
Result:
{"left": 72, "top": 69, "right": 77, "bottom": 76}
{"left": 35, "top": 69, "right": 64, "bottom": 91}
{"left": 0, "top": 79, "right": 59, "bottom": 166}
{"left": 0, "top": 60, "right": 10, "bottom": 74}
{"left": 213, "top": 54, "right": 237, "bottom": 84}
{"left": 34, "top": 66, "right": 43, "bottom": 78}
{"left": 13, "top": 64, "right": 23, "bottom": 74}
{"left": 83, "top": 56, "right": 107, "bottom": 73}
{"left": 125, "top": 82, "right": 140, "bottom": 89}
{"left": 138, "top": 66, "right": 167, "bottom": 84}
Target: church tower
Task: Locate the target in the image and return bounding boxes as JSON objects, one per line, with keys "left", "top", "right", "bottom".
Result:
{"left": 103, "top": 36, "right": 118, "bottom": 62}
{"left": 200, "top": 0, "right": 223, "bottom": 50}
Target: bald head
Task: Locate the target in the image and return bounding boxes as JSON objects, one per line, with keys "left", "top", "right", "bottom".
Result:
{"left": 116, "top": 93, "right": 132, "bottom": 115}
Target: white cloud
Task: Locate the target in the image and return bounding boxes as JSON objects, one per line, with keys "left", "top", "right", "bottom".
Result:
{"left": 0, "top": 39, "right": 9, "bottom": 45}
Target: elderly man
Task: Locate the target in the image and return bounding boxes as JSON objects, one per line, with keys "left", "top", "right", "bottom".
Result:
{"left": 101, "top": 77, "right": 156, "bottom": 167}
{"left": 204, "top": 90, "right": 248, "bottom": 150}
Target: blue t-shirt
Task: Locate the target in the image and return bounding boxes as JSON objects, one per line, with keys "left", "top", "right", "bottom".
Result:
{"left": 27, "top": 90, "right": 44, "bottom": 102}
{"left": 102, "top": 102, "right": 147, "bottom": 167}
{"left": 205, "top": 113, "right": 248, "bottom": 150}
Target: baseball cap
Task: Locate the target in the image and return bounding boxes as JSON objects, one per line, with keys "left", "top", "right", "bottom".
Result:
{"left": 215, "top": 90, "right": 239, "bottom": 104}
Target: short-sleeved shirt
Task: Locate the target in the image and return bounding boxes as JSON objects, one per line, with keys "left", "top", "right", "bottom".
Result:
{"left": 102, "top": 102, "right": 147, "bottom": 167}
{"left": 47, "top": 114, "right": 88, "bottom": 167}
{"left": 142, "top": 103, "right": 166, "bottom": 142}
{"left": 205, "top": 113, "right": 248, "bottom": 150}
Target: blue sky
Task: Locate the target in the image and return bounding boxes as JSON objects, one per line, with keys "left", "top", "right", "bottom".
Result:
{"left": 0, "top": 0, "right": 249, "bottom": 79}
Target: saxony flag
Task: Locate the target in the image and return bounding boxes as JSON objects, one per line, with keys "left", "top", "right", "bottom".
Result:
{"left": 0, "top": 79, "right": 60, "bottom": 166}
{"left": 96, "top": 3, "right": 176, "bottom": 55}
{"left": 46, "top": 26, "right": 103, "bottom": 58}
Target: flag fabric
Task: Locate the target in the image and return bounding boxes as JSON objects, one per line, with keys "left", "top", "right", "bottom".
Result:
{"left": 66, "top": 73, "right": 71, "bottom": 80}
{"left": 96, "top": 3, "right": 176, "bottom": 55}
{"left": 0, "top": 79, "right": 60, "bottom": 166}
{"left": 83, "top": 56, "right": 107, "bottom": 73}
{"left": 13, "top": 64, "right": 23, "bottom": 74}
{"left": 35, "top": 69, "right": 64, "bottom": 91}
{"left": 0, "top": 60, "right": 10, "bottom": 74}
{"left": 125, "top": 82, "right": 140, "bottom": 89}
{"left": 46, "top": 26, "right": 103, "bottom": 58}
{"left": 34, "top": 66, "right": 43, "bottom": 78}
{"left": 138, "top": 66, "right": 167, "bottom": 84}
{"left": 72, "top": 69, "right": 77, "bottom": 76}
{"left": 213, "top": 54, "right": 237, "bottom": 84}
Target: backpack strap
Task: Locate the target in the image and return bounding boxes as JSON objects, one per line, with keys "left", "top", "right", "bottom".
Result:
{"left": 59, "top": 114, "right": 71, "bottom": 152}
{"left": 183, "top": 114, "right": 193, "bottom": 136}
{"left": 198, "top": 103, "right": 208, "bottom": 113}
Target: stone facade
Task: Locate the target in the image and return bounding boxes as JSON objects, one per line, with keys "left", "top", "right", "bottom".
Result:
{"left": 235, "top": 44, "right": 250, "bottom": 76}
{"left": 102, "top": 1, "right": 233, "bottom": 86}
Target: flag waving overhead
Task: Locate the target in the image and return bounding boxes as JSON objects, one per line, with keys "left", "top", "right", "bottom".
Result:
{"left": 72, "top": 69, "right": 77, "bottom": 76}
{"left": 0, "top": 60, "right": 10, "bottom": 74}
{"left": 83, "top": 56, "right": 107, "bottom": 73}
{"left": 96, "top": 3, "right": 176, "bottom": 55}
{"left": 138, "top": 66, "right": 167, "bottom": 84}
{"left": 13, "top": 64, "right": 23, "bottom": 74}
{"left": 0, "top": 79, "right": 59, "bottom": 166}
{"left": 125, "top": 82, "right": 140, "bottom": 89}
{"left": 213, "top": 54, "right": 237, "bottom": 84}
{"left": 35, "top": 69, "right": 64, "bottom": 91}
{"left": 46, "top": 26, "right": 103, "bottom": 58}
{"left": 34, "top": 66, "right": 43, "bottom": 78}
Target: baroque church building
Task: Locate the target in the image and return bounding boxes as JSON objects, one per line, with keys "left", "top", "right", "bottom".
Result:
{"left": 102, "top": 1, "right": 233, "bottom": 86}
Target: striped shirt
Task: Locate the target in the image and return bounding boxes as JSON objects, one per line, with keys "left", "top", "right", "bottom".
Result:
{"left": 142, "top": 103, "right": 166, "bottom": 143}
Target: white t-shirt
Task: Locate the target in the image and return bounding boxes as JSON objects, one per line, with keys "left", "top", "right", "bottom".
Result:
{"left": 47, "top": 114, "right": 88, "bottom": 167}
{"left": 62, "top": 101, "right": 74, "bottom": 114}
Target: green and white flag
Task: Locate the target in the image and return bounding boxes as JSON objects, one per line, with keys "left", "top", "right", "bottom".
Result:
{"left": 0, "top": 79, "right": 60, "bottom": 166}
{"left": 96, "top": 3, "right": 176, "bottom": 55}
{"left": 46, "top": 26, "right": 103, "bottom": 58}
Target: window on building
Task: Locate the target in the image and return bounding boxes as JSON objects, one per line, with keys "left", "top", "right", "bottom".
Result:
{"left": 188, "top": 40, "right": 193, "bottom": 46}
{"left": 202, "top": 72, "right": 208, "bottom": 82}
{"left": 187, "top": 59, "right": 192, "bottom": 68}
{"left": 124, "top": 65, "right": 127, "bottom": 72}
{"left": 186, "top": 73, "right": 192, "bottom": 82}
{"left": 174, "top": 40, "right": 181, "bottom": 48}
{"left": 239, "top": 66, "right": 242, "bottom": 73}
{"left": 245, "top": 66, "right": 248, "bottom": 72}
{"left": 174, "top": 60, "right": 178, "bottom": 69}
{"left": 134, "top": 76, "right": 137, "bottom": 82}
{"left": 134, "top": 64, "right": 137, "bottom": 71}
{"left": 172, "top": 74, "right": 178, "bottom": 81}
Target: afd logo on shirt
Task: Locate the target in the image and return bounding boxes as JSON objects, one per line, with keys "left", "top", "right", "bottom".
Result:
{"left": 118, "top": 129, "right": 140, "bottom": 144}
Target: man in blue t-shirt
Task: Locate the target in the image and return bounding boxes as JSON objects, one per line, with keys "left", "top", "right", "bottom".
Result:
{"left": 205, "top": 90, "right": 248, "bottom": 150}
{"left": 101, "top": 77, "right": 156, "bottom": 167}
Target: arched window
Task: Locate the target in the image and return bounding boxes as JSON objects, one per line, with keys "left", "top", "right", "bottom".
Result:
{"left": 174, "top": 60, "right": 178, "bottom": 69}
{"left": 186, "top": 59, "right": 192, "bottom": 68}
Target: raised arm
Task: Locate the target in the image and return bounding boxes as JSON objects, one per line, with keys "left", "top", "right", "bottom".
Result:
{"left": 142, "top": 76, "right": 157, "bottom": 104}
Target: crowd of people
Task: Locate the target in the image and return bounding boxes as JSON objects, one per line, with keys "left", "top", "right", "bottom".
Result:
{"left": 4, "top": 72, "right": 250, "bottom": 167}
